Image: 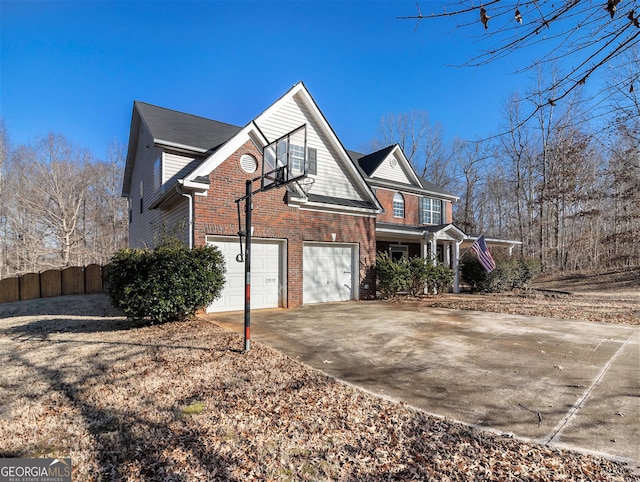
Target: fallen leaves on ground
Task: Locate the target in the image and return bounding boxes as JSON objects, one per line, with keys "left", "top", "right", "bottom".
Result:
{"left": 0, "top": 299, "right": 637, "bottom": 481}
{"left": 418, "top": 290, "right": 639, "bottom": 325}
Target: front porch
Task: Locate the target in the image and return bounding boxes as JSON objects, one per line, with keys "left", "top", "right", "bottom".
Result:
{"left": 376, "top": 223, "right": 466, "bottom": 293}
{"left": 375, "top": 223, "right": 522, "bottom": 294}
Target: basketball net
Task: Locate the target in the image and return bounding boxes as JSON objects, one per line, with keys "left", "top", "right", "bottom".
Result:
{"left": 287, "top": 177, "right": 315, "bottom": 200}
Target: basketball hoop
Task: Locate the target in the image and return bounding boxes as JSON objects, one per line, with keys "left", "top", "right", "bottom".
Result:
{"left": 234, "top": 123, "right": 308, "bottom": 353}
{"left": 288, "top": 177, "right": 315, "bottom": 200}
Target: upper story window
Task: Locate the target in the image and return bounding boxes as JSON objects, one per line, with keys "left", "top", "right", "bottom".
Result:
{"left": 420, "top": 197, "right": 442, "bottom": 224}
{"left": 276, "top": 140, "right": 305, "bottom": 172}
{"left": 393, "top": 192, "right": 405, "bottom": 218}
{"left": 289, "top": 144, "right": 305, "bottom": 171}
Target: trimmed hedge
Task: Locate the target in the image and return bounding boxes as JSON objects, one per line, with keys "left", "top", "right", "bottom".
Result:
{"left": 460, "top": 254, "right": 541, "bottom": 293}
{"left": 105, "top": 241, "right": 226, "bottom": 323}
{"left": 376, "top": 252, "right": 453, "bottom": 298}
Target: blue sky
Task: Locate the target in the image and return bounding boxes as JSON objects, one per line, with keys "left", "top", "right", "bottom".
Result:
{"left": 2, "top": 1, "right": 545, "bottom": 162}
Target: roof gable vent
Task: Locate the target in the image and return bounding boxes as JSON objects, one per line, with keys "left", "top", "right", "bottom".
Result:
{"left": 240, "top": 154, "right": 258, "bottom": 173}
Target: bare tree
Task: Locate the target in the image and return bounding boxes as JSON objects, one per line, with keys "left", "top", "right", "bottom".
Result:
{"left": 400, "top": 1, "right": 640, "bottom": 118}
{"left": 452, "top": 138, "right": 493, "bottom": 234}
{"left": 83, "top": 141, "right": 129, "bottom": 264}
{"left": 498, "top": 93, "right": 537, "bottom": 255}
{"left": 369, "top": 110, "right": 457, "bottom": 190}
{"left": 0, "top": 131, "right": 129, "bottom": 279}
{"left": 15, "top": 134, "right": 91, "bottom": 267}
{"left": 0, "top": 122, "right": 9, "bottom": 278}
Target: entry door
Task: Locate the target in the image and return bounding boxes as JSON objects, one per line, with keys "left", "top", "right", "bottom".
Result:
{"left": 206, "top": 238, "right": 282, "bottom": 312}
{"left": 303, "top": 243, "right": 355, "bottom": 304}
{"left": 390, "top": 245, "right": 408, "bottom": 261}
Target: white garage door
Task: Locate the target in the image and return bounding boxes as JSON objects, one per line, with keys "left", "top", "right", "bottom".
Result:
{"left": 303, "top": 243, "right": 355, "bottom": 304}
{"left": 206, "top": 238, "right": 282, "bottom": 312}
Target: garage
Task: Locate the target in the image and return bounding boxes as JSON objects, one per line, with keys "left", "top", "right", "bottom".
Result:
{"left": 303, "top": 243, "right": 357, "bottom": 304}
{"left": 206, "top": 237, "right": 284, "bottom": 312}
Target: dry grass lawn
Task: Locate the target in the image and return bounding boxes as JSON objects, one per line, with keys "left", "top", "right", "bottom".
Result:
{"left": 0, "top": 266, "right": 638, "bottom": 481}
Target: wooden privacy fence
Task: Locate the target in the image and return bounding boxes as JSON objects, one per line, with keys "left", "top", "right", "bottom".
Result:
{"left": 0, "top": 264, "right": 111, "bottom": 304}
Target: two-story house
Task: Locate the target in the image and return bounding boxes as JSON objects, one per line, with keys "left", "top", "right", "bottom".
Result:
{"left": 349, "top": 147, "right": 466, "bottom": 292}
{"left": 123, "top": 82, "right": 382, "bottom": 312}
{"left": 122, "top": 81, "right": 516, "bottom": 312}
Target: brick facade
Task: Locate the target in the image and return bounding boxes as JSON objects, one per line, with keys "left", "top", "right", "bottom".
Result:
{"left": 193, "top": 141, "right": 377, "bottom": 307}
{"left": 375, "top": 188, "right": 453, "bottom": 226}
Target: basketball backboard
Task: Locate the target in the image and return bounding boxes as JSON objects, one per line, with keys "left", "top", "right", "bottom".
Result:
{"left": 261, "top": 124, "right": 307, "bottom": 191}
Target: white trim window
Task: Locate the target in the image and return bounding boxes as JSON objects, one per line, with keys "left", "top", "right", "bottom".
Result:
{"left": 393, "top": 192, "right": 404, "bottom": 218}
{"left": 420, "top": 197, "right": 442, "bottom": 224}
{"left": 289, "top": 144, "right": 305, "bottom": 171}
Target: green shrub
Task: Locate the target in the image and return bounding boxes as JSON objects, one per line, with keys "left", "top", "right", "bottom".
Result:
{"left": 376, "top": 253, "right": 454, "bottom": 298}
{"left": 460, "top": 253, "right": 541, "bottom": 293}
{"left": 105, "top": 240, "right": 226, "bottom": 323}
{"left": 407, "top": 256, "right": 430, "bottom": 296}
{"left": 375, "top": 252, "right": 411, "bottom": 298}
{"left": 428, "top": 261, "right": 454, "bottom": 294}
{"left": 459, "top": 254, "right": 486, "bottom": 292}
{"left": 515, "top": 257, "right": 542, "bottom": 288}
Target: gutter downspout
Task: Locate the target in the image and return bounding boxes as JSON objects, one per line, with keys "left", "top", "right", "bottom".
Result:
{"left": 176, "top": 182, "right": 193, "bottom": 249}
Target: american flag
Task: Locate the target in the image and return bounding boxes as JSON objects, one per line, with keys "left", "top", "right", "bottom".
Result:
{"left": 470, "top": 235, "right": 496, "bottom": 273}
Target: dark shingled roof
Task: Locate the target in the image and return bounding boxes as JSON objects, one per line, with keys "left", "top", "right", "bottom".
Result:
{"left": 135, "top": 101, "right": 242, "bottom": 152}
{"left": 307, "top": 193, "right": 378, "bottom": 210}
{"left": 418, "top": 178, "right": 453, "bottom": 197}
{"left": 348, "top": 147, "right": 455, "bottom": 198}
{"left": 348, "top": 146, "right": 396, "bottom": 176}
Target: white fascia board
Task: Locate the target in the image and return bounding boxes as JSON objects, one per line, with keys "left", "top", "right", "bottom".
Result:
{"left": 370, "top": 181, "right": 459, "bottom": 202}
{"left": 431, "top": 225, "right": 467, "bottom": 240}
{"left": 393, "top": 145, "right": 423, "bottom": 186}
{"left": 297, "top": 201, "right": 379, "bottom": 217}
{"left": 254, "top": 82, "right": 382, "bottom": 213}
{"left": 381, "top": 145, "right": 423, "bottom": 187}
{"left": 185, "top": 121, "right": 267, "bottom": 181}
{"left": 155, "top": 139, "right": 209, "bottom": 154}
{"left": 376, "top": 226, "right": 425, "bottom": 237}
{"left": 484, "top": 237, "right": 523, "bottom": 245}
{"left": 178, "top": 179, "right": 209, "bottom": 192}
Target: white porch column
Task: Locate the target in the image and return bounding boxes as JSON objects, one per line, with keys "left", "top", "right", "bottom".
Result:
{"left": 444, "top": 242, "right": 451, "bottom": 268}
{"left": 430, "top": 236, "right": 437, "bottom": 266}
{"left": 453, "top": 240, "right": 461, "bottom": 293}
{"left": 421, "top": 237, "right": 429, "bottom": 259}
{"left": 421, "top": 236, "right": 429, "bottom": 294}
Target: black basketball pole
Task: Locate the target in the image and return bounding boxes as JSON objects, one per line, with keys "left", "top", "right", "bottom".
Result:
{"left": 244, "top": 179, "right": 252, "bottom": 352}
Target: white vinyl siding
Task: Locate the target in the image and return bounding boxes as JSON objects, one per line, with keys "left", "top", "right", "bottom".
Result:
{"left": 163, "top": 153, "right": 201, "bottom": 188}
{"left": 128, "top": 127, "right": 192, "bottom": 248}
{"left": 256, "top": 94, "right": 367, "bottom": 203}
{"left": 372, "top": 155, "right": 413, "bottom": 184}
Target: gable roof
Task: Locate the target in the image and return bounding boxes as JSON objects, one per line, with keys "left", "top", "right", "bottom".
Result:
{"left": 122, "top": 102, "right": 243, "bottom": 196}
{"left": 349, "top": 147, "right": 458, "bottom": 200}
{"left": 135, "top": 101, "right": 242, "bottom": 153}
{"left": 348, "top": 146, "right": 396, "bottom": 177}
{"left": 184, "top": 82, "right": 381, "bottom": 213}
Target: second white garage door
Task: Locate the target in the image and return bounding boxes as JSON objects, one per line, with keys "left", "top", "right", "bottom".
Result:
{"left": 206, "top": 237, "right": 283, "bottom": 312}
{"left": 303, "top": 243, "right": 356, "bottom": 304}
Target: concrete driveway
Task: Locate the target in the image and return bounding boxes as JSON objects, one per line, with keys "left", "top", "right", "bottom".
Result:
{"left": 208, "top": 301, "right": 639, "bottom": 467}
